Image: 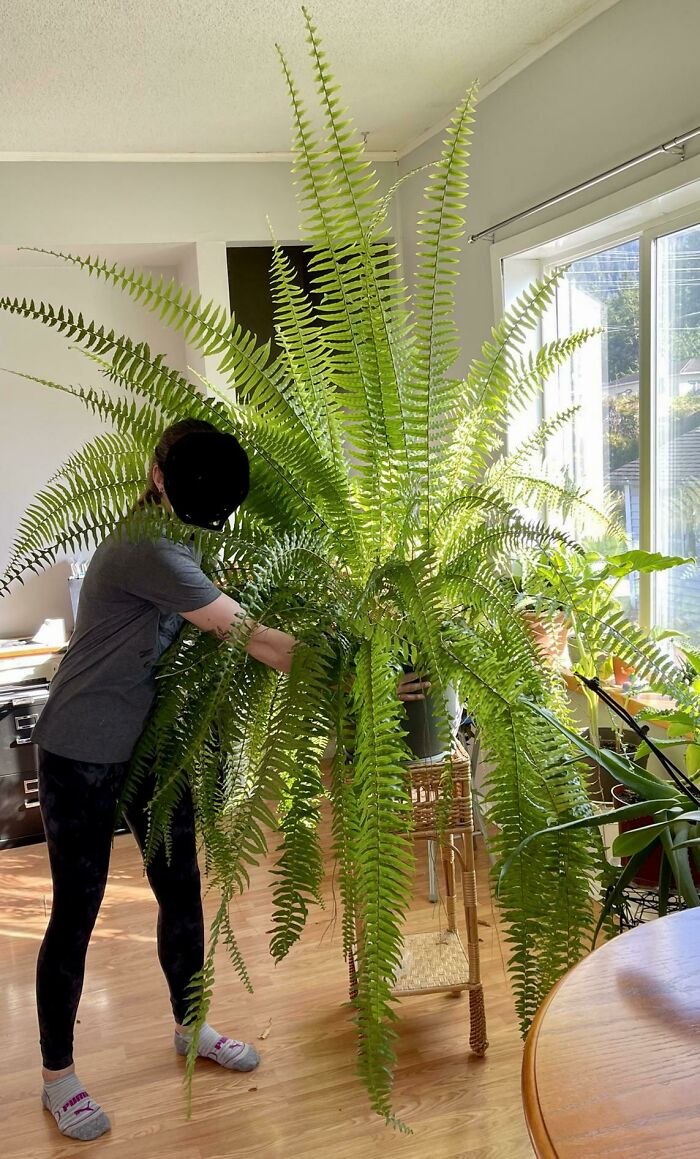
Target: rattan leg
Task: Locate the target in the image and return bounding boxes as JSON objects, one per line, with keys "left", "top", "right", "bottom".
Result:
{"left": 442, "top": 837, "right": 457, "bottom": 933}
{"left": 469, "top": 986, "right": 489, "bottom": 1055}
{"left": 459, "top": 830, "right": 489, "bottom": 1054}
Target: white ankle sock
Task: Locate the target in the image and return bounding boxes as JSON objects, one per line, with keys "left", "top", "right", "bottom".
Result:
{"left": 174, "top": 1021, "right": 260, "bottom": 1072}
{"left": 42, "top": 1072, "right": 111, "bottom": 1140}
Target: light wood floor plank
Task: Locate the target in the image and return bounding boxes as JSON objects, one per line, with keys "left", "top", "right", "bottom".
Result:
{"left": 1, "top": 816, "right": 533, "bottom": 1157}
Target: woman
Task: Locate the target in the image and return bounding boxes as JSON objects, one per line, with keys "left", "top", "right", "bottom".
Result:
{"left": 31, "top": 418, "right": 423, "bottom": 1141}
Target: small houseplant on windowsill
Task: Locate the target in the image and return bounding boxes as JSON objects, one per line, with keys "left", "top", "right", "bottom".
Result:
{"left": 511, "top": 571, "right": 571, "bottom": 669}
{"left": 524, "top": 547, "right": 691, "bottom": 742}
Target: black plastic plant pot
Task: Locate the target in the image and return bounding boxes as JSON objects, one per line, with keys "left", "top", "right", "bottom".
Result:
{"left": 584, "top": 729, "right": 640, "bottom": 803}
{"left": 402, "top": 676, "right": 460, "bottom": 760}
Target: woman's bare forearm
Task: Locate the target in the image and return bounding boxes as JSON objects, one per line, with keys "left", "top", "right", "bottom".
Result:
{"left": 246, "top": 623, "right": 296, "bottom": 673}
{"left": 181, "top": 593, "right": 296, "bottom": 673}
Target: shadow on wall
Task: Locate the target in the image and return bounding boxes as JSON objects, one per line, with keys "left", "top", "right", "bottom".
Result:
{"left": 0, "top": 560, "right": 72, "bottom": 639}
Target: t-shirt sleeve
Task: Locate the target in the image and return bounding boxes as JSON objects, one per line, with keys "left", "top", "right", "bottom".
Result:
{"left": 120, "top": 538, "right": 221, "bottom": 614}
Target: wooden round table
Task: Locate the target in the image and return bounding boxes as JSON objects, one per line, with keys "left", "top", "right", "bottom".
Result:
{"left": 523, "top": 908, "right": 700, "bottom": 1158}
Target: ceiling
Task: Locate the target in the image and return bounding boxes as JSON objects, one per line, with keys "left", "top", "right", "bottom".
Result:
{"left": 1, "top": 0, "right": 619, "bottom": 159}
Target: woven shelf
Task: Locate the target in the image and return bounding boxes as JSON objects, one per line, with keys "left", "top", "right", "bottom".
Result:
{"left": 408, "top": 744, "right": 473, "bottom": 836}
{"left": 391, "top": 930, "right": 472, "bottom": 997}
{"left": 348, "top": 743, "right": 489, "bottom": 1054}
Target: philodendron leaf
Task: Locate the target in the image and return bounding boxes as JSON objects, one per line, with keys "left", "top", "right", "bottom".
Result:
{"left": 603, "top": 550, "right": 693, "bottom": 578}
{"left": 668, "top": 722, "right": 693, "bottom": 739}
{"left": 680, "top": 648, "right": 700, "bottom": 676}
{"left": 687, "top": 744, "right": 700, "bottom": 777}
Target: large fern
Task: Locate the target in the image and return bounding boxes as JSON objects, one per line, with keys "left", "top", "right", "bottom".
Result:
{"left": 1, "top": 8, "right": 687, "bottom": 1123}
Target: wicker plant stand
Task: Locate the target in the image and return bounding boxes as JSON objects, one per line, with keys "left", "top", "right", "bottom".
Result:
{"left": 348, "top": 743, "right": 489, "bottom": 1056}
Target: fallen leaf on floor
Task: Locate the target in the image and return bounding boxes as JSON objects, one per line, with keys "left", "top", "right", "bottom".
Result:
{"left": 258, "top": 1020, "right": 272, "bottom": 1040}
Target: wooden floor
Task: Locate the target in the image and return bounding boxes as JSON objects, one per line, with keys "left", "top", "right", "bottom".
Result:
{"left": 1, "top": 814, "right": 533, "bottom": 1158}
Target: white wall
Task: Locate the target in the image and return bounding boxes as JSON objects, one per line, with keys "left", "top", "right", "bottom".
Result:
{"left": 398, "top": 0, "right": 700, "bottom": 373}
{"left": 0, "top": 159, "right": 394, "bottom": 249}
{"left": 0, "top": 261, "right": 187, "bottom": 636}
{"left": 0, "top": 163, "right": 301, "bottom": 246}
{"left": 0, "top": 158, "right": 398, "bottom": 638}
{"left": 0, "top": 163, "right": 308, "bottom": 639}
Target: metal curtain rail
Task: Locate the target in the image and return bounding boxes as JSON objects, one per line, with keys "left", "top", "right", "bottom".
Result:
{"left": 467, "top": 124, "right": 700, "bottom": 244}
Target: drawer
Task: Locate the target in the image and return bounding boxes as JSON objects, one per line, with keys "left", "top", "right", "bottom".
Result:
{"left": 0, "top": 731, "right": 39, "bottom": 780}
{"left": 0, "top": 770, "right": 44, "bottom": 846}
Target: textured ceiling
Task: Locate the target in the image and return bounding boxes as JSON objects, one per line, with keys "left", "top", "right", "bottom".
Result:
{"left": 2, "top": 0, "right": 619, "bottom": 157}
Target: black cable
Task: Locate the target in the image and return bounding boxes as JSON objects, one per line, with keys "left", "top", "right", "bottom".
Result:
{"left": 574, "top": 672, "right": 700, "bottom": 806}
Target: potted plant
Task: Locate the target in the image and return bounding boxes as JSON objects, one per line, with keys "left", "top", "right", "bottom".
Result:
{"left": 511, "top": 572, "right": 571, "bottom": 668}
{"left": 514, "top": 548, "right": 687, "bottom": 801}
{"left": 0, "top": 13, "right": 689, "bottom": 1123}
{"left": 502, "top": 688, "right": 700, "bottom": 938}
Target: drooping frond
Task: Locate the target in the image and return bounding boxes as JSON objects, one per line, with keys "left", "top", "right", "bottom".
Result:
{"left": 351, "top": 627, "right": 414, "bottom": 1126}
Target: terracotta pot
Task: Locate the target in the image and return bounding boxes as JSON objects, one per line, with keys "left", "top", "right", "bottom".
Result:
{"left": 522, "top": 611, "right": 570, "bottom": 668}
{"left": 612, "top": 656, "right": 636, "bottom": 686}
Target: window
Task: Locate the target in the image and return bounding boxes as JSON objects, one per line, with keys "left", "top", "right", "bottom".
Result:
{"left": 501, "top": 197, "right": 700, "bottom": 639}
{"left": 654, "top": 222, "right": 700, "bottom": 638}
{"left": 544, "top": 240, "right": 640, "bottom": 553}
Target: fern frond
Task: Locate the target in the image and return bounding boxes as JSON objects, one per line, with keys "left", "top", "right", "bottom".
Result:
{"left": 352, "top": 627, "right": 414, "bottom": 1124}
{"left": 445, "top": 328, "right": 596, "bottom": 498}
{"left": 411, "top": 83, "right": 478, "bottom": 529}
{"left": 0, "top": 368, "right": 165, "bottom": 443}
{"left": 485, "top": 404, "right": 581, "bottom": 485}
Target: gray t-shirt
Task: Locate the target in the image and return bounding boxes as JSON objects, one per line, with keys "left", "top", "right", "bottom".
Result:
{"left": 33, "top": 531, "right": 220, "bottom": 763}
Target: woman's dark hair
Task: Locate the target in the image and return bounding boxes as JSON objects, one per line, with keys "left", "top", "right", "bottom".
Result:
{"left": 137, "top": 418, "right": 217, "bottom": 508}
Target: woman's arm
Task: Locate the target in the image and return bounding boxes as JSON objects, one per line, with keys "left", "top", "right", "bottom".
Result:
{"left": 182, "top": 594, "right": 430, "bottom": 697}
{"left": 181, "top": 593, "right": 296, "bottom": 674}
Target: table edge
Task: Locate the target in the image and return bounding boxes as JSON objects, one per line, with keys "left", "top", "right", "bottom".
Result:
{"left": 521, "top": 971, "right": 569, "bottom": 1159}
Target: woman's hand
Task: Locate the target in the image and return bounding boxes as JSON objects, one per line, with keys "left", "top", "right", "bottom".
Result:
{"left": 397, "top": 672, "right": 430, "bottom": 702}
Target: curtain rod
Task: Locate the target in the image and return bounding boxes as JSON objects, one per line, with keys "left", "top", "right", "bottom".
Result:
{"left": 467, "top": 125, "right": 700, "bottom": 244}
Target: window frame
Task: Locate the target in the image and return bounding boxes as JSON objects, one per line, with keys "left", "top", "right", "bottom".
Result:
{"left": 491, "top": 156, "right": 700, "bottom": 632}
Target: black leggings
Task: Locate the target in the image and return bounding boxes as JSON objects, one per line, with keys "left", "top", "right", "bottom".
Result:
{"left": 37, "top": 749, "right": 205, "bottom": 1071}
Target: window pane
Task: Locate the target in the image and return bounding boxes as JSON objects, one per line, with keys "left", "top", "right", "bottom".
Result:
{"left": 654, "top": 222, "right": 700, "bottom": 640}
{"left": 546, "top": 240, "right": 641, "bottom": 610}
